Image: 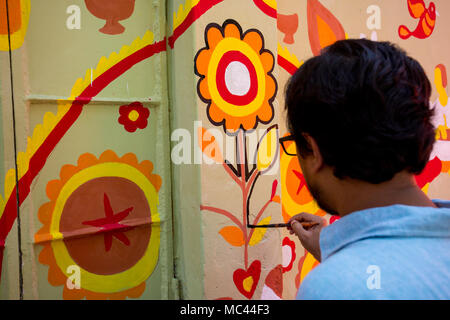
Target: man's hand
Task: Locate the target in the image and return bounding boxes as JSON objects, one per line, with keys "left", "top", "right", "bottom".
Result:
{"left": 287, "top": 212, "right": 326, "bottom": 262}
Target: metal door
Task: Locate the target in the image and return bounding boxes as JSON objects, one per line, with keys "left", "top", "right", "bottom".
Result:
{"left": 0, "top": 0, "right": 175, "bottom": 299}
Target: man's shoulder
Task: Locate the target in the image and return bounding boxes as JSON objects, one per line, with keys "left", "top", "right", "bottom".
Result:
{"left": 297, "top": 238, "right": 450, "bottom": 299}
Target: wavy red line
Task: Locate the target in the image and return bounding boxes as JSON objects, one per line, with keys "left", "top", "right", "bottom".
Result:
{"left": 253, "top": 0, "right": 277, "bottom": 19}
{"left": 277, "top": 55, "right": 298, "bottom": 75}
{"left": 169, "top": 0, "right": 224, "bottom": 48}
{"left": 0, "top": 39, "right": 167, "bottom": 248}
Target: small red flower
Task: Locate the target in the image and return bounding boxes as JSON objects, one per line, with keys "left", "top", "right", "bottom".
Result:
{"left": 118, "top": 102, "right": 150, "bottom": 132}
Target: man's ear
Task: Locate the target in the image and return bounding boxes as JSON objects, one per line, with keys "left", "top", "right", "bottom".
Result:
{"left": 303, "top": 134, "right": 324, "bottom": 173}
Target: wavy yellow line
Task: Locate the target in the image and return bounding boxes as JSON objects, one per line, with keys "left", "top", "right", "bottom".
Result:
{"left": 277, "top": 43, "right": 303, "bottom": 68}
{"left": 173, "top": 0, "right": 201, "bottom": 30}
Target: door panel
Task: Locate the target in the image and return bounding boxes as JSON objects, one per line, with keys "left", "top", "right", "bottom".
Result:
{"left": 1, "top": 0, "right": 174, "bottom": 299}
{"left": 0, "top": 12, "right": 20, "bottom": 299}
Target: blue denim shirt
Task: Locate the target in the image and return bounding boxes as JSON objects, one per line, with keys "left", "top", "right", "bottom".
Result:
{"left": 296, "top": 200, "right": 450, "bottom": 300}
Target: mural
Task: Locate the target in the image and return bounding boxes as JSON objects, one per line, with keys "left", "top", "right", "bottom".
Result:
{"left": 0, "top": 30, "right": 164, "bottom": 263}
{"left": 195, "top": 19, "right": 280, "bottom": 299}
{"left": 194, "top": 0, "right": 450, "bottom": 300}
{"left": 35, "top": 150, "right": 162, "bottom": 299}
{"left": 0, "top": 0, "right": 449, "bottom": 300}
{"left": 195, "top": 19, "right": 277, "bottom": 132}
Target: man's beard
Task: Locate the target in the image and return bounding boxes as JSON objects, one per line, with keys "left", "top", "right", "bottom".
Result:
{"left": 305, "top": 179, "right": 340, "bottom": 216}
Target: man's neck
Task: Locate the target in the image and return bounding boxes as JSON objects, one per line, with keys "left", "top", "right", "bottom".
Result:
{"left": 334, "top": 171, "right": 436, "bottom": 218}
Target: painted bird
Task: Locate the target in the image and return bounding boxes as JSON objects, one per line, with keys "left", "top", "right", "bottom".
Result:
{"left": 398, "top": 0, "right": 437, "bottom": 39}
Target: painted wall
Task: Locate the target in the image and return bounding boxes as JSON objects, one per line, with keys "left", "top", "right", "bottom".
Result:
{"left": 0, "top": 0, "right": 175, "bottom": 299}
{"left": 0, "top": 0, "right": 449, "bottom": 300}
{"left": 189, "top": 0, "right": 450, "bottom": 300}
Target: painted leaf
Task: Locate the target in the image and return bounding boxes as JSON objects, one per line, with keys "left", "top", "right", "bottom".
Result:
{"left": 249, "top": 216, "right": 271, "bottom": 246}
{"left": 255, "top": 125, "right": 279, "bottom": 173}
{"left": 219, "top": 226, "right": 245, "bottom": 246}
{"left": 307, "top": 0, "right": 345, "bottom": 56}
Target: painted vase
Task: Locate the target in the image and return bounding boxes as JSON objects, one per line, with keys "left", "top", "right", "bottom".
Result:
{"left": 85, "top": 0, "right": 135, "bottom": 35}
{"left": 277, "top": 13, "right": 299, "bottom": 44}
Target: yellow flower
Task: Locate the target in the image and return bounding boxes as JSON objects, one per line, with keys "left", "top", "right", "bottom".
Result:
{"left": 195, "top": 19, "right": 277, "bottom": 132}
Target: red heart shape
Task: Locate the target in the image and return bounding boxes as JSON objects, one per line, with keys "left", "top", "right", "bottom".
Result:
{"left": 415, "top": 156, "right": 442, "bottom": 188}
{"left": 233, "top": 260, "right": 261, "bottom": 299}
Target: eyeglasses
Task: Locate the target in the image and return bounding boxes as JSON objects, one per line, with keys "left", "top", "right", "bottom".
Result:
{"left": 279, "top": 135, "right": 297, "bottom": 156}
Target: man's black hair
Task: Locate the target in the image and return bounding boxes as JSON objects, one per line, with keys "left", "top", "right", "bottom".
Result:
{"left": 285, "top": 39, "right": 435, "bottom": 184}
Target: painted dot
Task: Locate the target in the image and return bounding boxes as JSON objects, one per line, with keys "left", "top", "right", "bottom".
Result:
{"left": 128, "top": 110, "right": 140, "bottom": 121}
{"left": 243, "top": 276, "right": 254, "bottom": 292}
{"left": 224, "top": 61, "right": 251, "bottom": 96}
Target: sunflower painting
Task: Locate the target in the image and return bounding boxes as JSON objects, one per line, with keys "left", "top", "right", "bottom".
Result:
{"left": 195, "top": 19, "right": 277, "bottom": 133}
{"left": 195, "top": 19, "right": 281, "bottom": 299}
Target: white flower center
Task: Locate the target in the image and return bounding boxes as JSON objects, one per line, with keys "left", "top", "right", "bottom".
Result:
{"left": 224, "top": 61, "right": 251, "bottom": 96}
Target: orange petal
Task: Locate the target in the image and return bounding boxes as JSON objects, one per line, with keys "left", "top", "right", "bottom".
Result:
{"left": 60, "top": 164, "right": 78, "bottom": 183}
{"left": 36, "top": 201, "right": 53, "bottom": 225}
{"left": 138, "top": 160, "right": 155, "bottom": 176}
{"left": 207, "top": 102, "right": 225, "bottom": 124}
{"left": 243, "top": 30, "right": 263, "bottom": 53}
{"left": 256, "top": 102, "right": 274, "bottom": 123}
{"left": 126, "top": 282, "right": 146, "bottom": 298}
{"left": 206, "top": 26, "right": 224, "bottom": 49}
{"left": 46, "top": 179, "right": 62, "bottom": 200}
{"left": 239, "top": 115, "right": 258, "bottom": 131}
{"left": 198, "top": 78, "right": 211, "bottom": 101}
{"left": 260, "top": 51, "right": 274, "bottom": 73}
{"left": 121, "top": 152, "right": 139, "bottom": 166}
{"left": 99, "top": 150, "right": 119, "bottom": 163}
{"left": 219, "top": 226, "right": 245, "bottom": 246}
{"left": 195, "top": 48, "right": 212, "bottom": 76}
{"left": 224, "top": 22, "right": 241, "bottom": 39}
{"left": 77, "top": 152, "right": 97, "bottom": 169}
{"left": 63, "top": 286, "right": 86, "bottom": 300}
{"left": 264, "top": 75, "right": 277, "bottom": 101}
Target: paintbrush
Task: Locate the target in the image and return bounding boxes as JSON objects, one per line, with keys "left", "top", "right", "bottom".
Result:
{"left": 247, "top": 222, "right": 320, "bottom": 228}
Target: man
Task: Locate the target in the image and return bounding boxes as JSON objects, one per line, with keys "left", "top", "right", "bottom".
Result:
{"left": 284, "top": 39, "right": 450, "bottom": 299}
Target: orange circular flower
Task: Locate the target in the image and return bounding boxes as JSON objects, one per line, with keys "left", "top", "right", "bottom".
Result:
{"left": 35, "top": 150, "right": 162, "bottom": 300}
{"left": 195, "top": 19, "right": 277, "bottom": 132}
